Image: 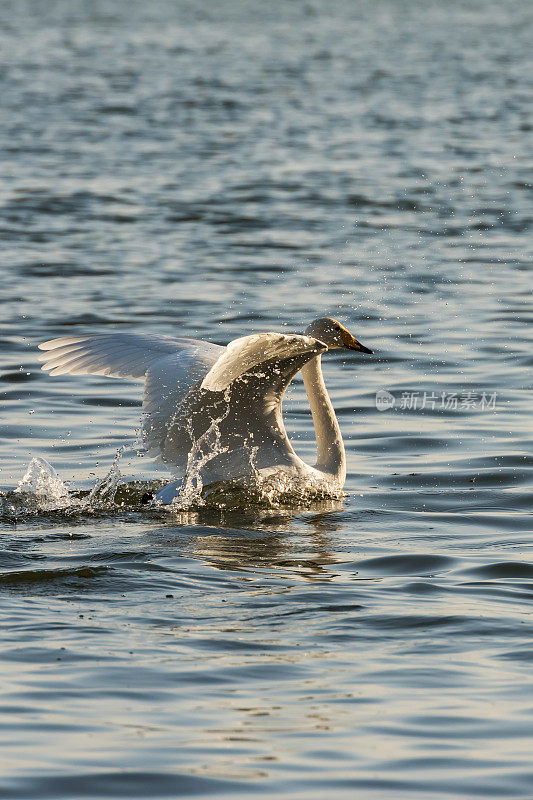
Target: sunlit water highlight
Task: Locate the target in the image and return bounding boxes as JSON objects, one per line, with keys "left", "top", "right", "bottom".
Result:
{"left": 1, "top": 0, "right": 532, "bottom": 798}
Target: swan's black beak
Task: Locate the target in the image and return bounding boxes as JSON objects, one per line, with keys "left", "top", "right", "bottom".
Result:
{"left": 342, "top": 330, "right": 373, "bottom": 354}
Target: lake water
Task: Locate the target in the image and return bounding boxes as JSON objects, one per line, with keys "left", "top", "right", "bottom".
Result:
{"left": 1, "top": 0, "right": 532, "bottom": 797}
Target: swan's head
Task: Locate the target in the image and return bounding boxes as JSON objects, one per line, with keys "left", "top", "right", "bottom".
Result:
{"left": 305, "top": 317, "right": 373, "bottom": 354}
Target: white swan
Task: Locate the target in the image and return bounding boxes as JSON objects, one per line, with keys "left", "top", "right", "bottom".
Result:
{"left": 38, "top": 317, "right": 372, "bottom": 503}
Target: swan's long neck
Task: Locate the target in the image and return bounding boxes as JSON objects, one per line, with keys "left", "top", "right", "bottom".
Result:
{"left": 301, "top": 355, "right": 346, "bottom": 485}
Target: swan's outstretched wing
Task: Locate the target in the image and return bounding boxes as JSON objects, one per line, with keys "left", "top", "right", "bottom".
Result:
{"left": 38, "top": 330, "right": 327, "bottom": 481}
{"left": 200, "top": 333, "right": 323, "bottom": 392}
{"left": 38, "top": 332, "right": 224, "bottom": 459}
{"left": 160, "top": 332, "right": 327, "bottom": 479}
{"left": 37, "top": 333, "right": 218, "bottom": 380}
{"left": 141, "top": 343, "right": 222, "bottom": 457}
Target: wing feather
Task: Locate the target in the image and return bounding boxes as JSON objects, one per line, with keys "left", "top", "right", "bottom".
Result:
{"left": 38, "top": 330, "right": 327, "bottom": 483}
{"left": 142, "top": 344, "right": 223, "bottom": 457}
{"left": 38, "top": 333, "right": 210, "bottom": 380}
{"left": 160, "top": 332, "right": 327, "bottom": 477}
{"left": 201, "top": 333, "right": 324, "bottom": 392}
{"left": 38, "top": 331, "right": 224, "bottom": 462}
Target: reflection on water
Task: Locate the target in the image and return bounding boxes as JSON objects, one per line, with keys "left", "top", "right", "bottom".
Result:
{"left": 184, "top": 519, "right": 341, "bottom": 580}
{"left": 1, "top": 0, "right": 533, "bottom": 797}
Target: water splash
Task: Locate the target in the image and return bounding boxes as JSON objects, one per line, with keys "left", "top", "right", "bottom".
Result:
{"left": 160, "top": 398, "right": 344, "bottom": 511}
{"left": 4, "top": 451, "right": 133, "bottom": 519}
{"left": 200, "top": 469, "right": 344, "bottom": 511}
{"left": 166, "top": 392, "right": 232, "bottom": 510}
{"left": 5, "top": 437, "right": 342, "bottom": 520}
{"left": 84, "top": 448, "right": 124, "bottom": 508}
{"left": 15, "top": 457, "right": 70, "bottom": 510}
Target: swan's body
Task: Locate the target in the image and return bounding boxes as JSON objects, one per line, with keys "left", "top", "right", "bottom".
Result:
{"left": 38, "top": 318, "right": 372, "bottom": 503}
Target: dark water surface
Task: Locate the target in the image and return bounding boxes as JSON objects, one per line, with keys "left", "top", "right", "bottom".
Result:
{"left": 1, "top": 0, "right": 532, "bottom": 797}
